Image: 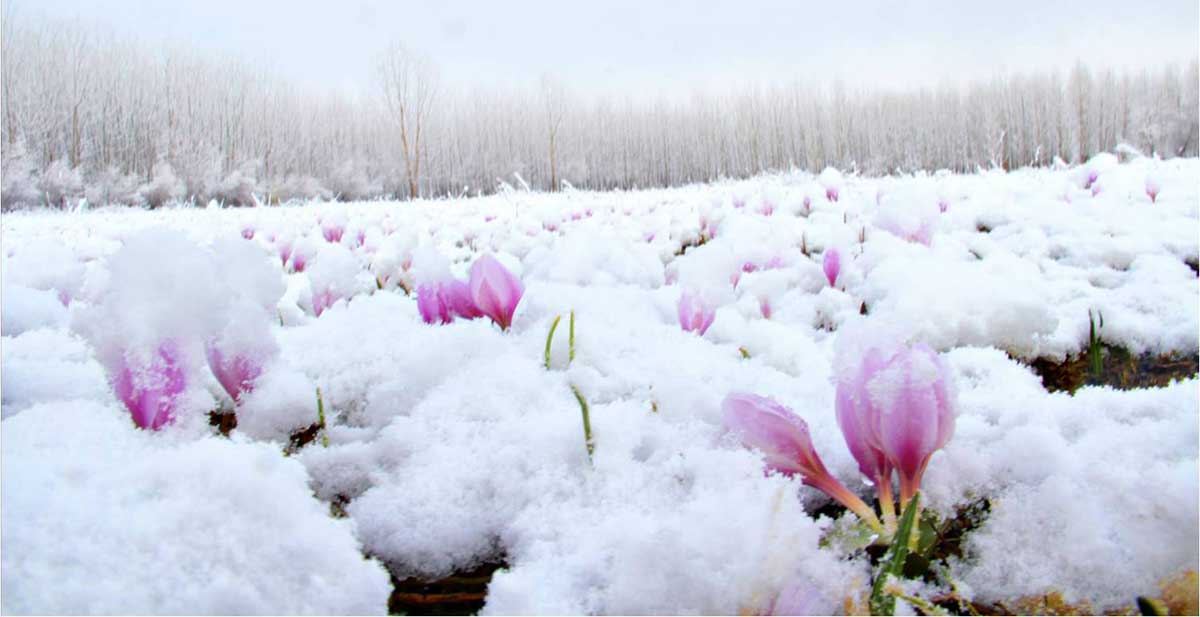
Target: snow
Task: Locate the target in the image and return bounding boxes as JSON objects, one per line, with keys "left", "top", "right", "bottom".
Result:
{"left": 1, "top": 400, "right": 391, "bottom": 614}
{"left": 1, "top": 157, "right": 1197, "bottom": 613}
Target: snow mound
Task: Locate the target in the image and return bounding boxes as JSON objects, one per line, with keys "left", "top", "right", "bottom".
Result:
{"left": 1, "top": 399, "right": 391, "bottom": 615}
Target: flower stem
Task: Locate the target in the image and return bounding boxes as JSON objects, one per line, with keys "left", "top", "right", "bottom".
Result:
{"left": 878, "top": 474, "right": 897, "bottom": 533}
{"left": 808, "top": 475, "right": 884, "bottom": 534}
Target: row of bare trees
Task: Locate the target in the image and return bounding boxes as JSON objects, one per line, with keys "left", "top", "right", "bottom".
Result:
{"left": 2, "top": 13, "right": 1197, "bottom": 209}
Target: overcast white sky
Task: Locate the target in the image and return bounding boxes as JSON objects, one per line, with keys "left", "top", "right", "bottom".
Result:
{"left": 13, "top": 0, "right": 1200, "bottom": 100}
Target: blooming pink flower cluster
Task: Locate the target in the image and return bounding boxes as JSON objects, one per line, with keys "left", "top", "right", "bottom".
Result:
{"left": 114, "top": 331, "right": 277, "bottom": 431}
{"left": 723, "top": 340, "right": 956, "bottom": 536}
{"left": 418, "top": 254, "right": 524, "bottom": 331}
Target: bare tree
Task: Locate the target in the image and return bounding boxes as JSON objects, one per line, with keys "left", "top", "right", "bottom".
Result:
{"left": 376, "top": 42, "right": 438, "bottom": 199}
{"left": 1, "top": 14, "right": 1197, "bottom": 210}
{"left": 540, "top": 74, "right": 567, "bottom": 191}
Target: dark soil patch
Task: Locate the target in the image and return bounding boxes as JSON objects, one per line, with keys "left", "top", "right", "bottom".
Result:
{"left": 1028, "top": 348, "right": 1198, "bottom": 393}
{"left": 386, "top": 559, "right": 508, "bottom": 616}
{"left": 207, "top": 411, "right": 237, "bottom": 436}
{"left": 286, "top": 422, "right": 322, "bottom": 454}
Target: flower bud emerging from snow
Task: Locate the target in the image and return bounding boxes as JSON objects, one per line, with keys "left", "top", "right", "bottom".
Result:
{"left": 819, "top": 168, "right": 844, "bottom": 203}
{"left": 722, "top": 394, "right": 826, "bottom": 478}
{"left": 1146, "top": 174, "right": 1162, "bottom": 203}
{"left": 277, "top": 239, "right": 293, "bottom": 267}
{"left": 241, "top": 226, "right": 255, "bottom": 240}
{"left": 677, "top": 288, "right": 716, "bottom": 335}
{"left": 311, "top": 288, "right": 339, "bottom": 317}
{"left": 322, "top": 222, "right": 344, "bottom": 244}
{"left": 823, "top": 248, "right": 841, "bottom": 288}
{"left": 113, "top": 341, "right": 186, "bottom": 431}
{"left": 722, "top": 393, "right": 882, "bottom": 530}
{"left": 417, "top": 284, "right": 453, "bottom": 324}
{"left": 468, "top": 254, "right": 524, "bottom": 330}
{"left": 417, "top": 280, "right": 481, "bottom": 325}
{"left": 856, "top": 343, "right": 956, "bottom": 502}
{"left": 835, "top": 347, "right": 893, "bottom": 499}
{"left": 290, "top": 251, "right": 308, "bottom": 273}
{"left": 206, "top": 343, "right": 264, "bottom": 403}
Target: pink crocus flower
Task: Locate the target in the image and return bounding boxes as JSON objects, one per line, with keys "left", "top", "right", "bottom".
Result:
{"left": 1146, "top": 175, "right": 1162, "bottom": 203}
{"left": 322, "top": 223, "right": 345, "bottom": 244}
{"left": 722, "top": 393, "right": 882, "bottom": 531}
{"left": 241, "top": 226, "right": 255, "bottom": 240}
{"left": 905, "top": 220, "right": 934, "bottom": 246}
{"left": 205, "top": 342, "right": 264, "bottom": 403}
{"left": 468, "top": 254, "right": 524, "bottom": 330}
{"left": 113, "top": 341, "right": 186, "bottom": 431}
{"left": 1084, "top": 170, "right": 1099, "bottom": 190}
{"left": 825, "top": 187, "right": 839, "bottom": 202}
{"left": 835, "top": 347, "right": 894, "bottom": 520}
{"left": 761, "top": 200, "right": 775, "bottom": 216}
{"left": 759, "top": 297, "right": 772, "bottom": 320}
{"left": 802, "top": 195, "right": 812, "bottom": 215}
{"left": 845, "top": 343, "right": 956, "bottom": 503}
{"left": 278, "top": 240, "right": 294, "bottom": 267}
{"left": 416, "top": 279, "right": 481, "bottom": 325}
{"left": 938, "top": 199, "right": 949, "bottom": 213}
{"left": 311, "top": 288, "right": 339, "bottom": 317}
{"left": 446, "top": 280, "right": 483, "bottom": 319}
{"left": 823, "top": 248, "right": 841, "bottom": 287}
{"left": 290, "top": 251, "right": 308, "bottom": 273}
{"left": 417, "top": 284, "right": 454, "bottom": 324}
{"left": 678, "top": 288, "right": 716, "bottom": 335}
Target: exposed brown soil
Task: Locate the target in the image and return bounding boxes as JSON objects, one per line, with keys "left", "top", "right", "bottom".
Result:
{"left": 386, "top": 560, "right": 508, "bottom": 616}
{"left": 1028, "top": 348, "right": 1198, "bottom": 393}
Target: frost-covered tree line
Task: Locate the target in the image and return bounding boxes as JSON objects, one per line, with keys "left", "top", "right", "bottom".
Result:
{"left": 2, "top": 14, "right": 1197, "bottom": 209}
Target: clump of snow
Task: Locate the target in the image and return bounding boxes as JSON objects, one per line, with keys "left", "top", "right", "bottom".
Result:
{"left": 2, "top": 240, "right": 86, "bottom": 303}
{"left": 1, "top": 285, "right": 68, "bottom": 335}
{"left": 235, "top": 363, "right": 319, "bottom": 441}
{"left": 305, "top": 243, "right": 368, "bottom": 316}
{"left": 525, "top": 226, "right": 664, "bottom": 288}
{"left": 1, "top": 399, "right": 391, "bottom": 614}
{"left": 1, "top": 329, "right": 109, "bottom": 418}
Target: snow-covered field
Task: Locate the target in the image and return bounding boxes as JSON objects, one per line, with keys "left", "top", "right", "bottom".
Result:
{"left": 2, "top": 156, "right": 1197, "bottom": 615}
